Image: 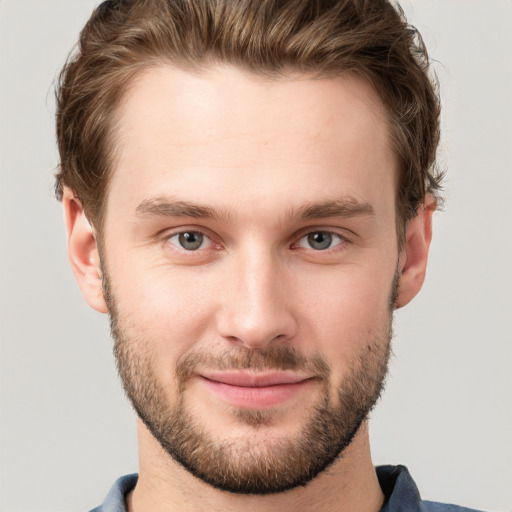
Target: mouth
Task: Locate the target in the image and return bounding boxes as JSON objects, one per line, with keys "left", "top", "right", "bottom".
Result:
{"left": 198, "top": 371, "right": 315, "bottom": 409}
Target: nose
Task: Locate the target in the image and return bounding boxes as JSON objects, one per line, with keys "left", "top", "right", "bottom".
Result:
{"left": 216, "top": 248, "right": 297, "bottom": 350}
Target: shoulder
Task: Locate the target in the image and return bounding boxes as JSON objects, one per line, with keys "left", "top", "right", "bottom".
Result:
{"left": 88, "top": 474, "right": 138, "bottom": 512}
{"left": 376, "top": 465, "right": 486, "bottom": 512}
{"left": 421, "top": 502, "right": 485, "bottom": 512}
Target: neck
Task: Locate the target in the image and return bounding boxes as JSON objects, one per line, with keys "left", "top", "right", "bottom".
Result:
{"left": 128, "top": 420, "right": 384, "bottom": 512}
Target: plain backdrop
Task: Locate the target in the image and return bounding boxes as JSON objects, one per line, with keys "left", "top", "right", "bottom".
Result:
{"left": 0, "top": 1, "right": 511, "bottom": 511}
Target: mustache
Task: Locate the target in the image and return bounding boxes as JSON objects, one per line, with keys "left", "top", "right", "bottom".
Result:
{"left": 175, "top": 345, "right": 331, "bottom": 384}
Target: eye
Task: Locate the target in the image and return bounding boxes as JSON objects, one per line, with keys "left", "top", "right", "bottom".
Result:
{"left": 168, "top": 231, "right": 212, "bottom": 251}
{"left": 297, "top": 231, "right": 343, "bottom": 251}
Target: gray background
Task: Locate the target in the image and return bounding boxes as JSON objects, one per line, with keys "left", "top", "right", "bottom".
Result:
{"left": 0, "top": 1, "right": 511, "bottom": 511}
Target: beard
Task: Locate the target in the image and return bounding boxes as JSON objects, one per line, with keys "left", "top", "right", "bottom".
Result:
{"left": 104, "top": 271, "right": 395, "bottom": 495}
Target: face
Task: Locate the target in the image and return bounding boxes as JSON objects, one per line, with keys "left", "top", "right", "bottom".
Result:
{"left": 97, "top": 66, "right": 401, "bottom": 493}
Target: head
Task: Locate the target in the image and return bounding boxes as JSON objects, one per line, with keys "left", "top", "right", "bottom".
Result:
{"left": 58, "top": 0, "right": 440, "bottom": 495}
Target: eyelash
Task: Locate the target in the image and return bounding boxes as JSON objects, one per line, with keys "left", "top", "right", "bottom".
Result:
{"left": 293, "top": 231, "right": 346, "bottom": 251}
{"left": 165, "top": 230, "right": 219, "bottom": 252}
{"left": 162, "top": 228, "right": 350, "bottom": 254}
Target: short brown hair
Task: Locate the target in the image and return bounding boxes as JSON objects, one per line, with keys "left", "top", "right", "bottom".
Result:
{"left": 55, "top": 0, "right": 442, "bottom": 235}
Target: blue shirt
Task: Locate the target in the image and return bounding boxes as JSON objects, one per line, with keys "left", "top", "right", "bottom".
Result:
{"left": 90, "top": 465, "right": 483, "bottom": 512}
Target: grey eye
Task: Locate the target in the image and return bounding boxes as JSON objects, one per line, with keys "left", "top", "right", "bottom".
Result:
{"left": 177, "top": 231, "right": 204, "bottom": 250}
{"left": 307, "top": 231, "right": 333, "bottom": 250}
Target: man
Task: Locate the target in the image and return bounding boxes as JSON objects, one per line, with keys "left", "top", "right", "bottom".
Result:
{"left": 55, "top": 0, "right": 481, "bottom": 511}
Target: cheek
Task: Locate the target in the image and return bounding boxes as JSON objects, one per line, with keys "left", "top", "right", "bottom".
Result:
{"left": 297, "top": 263, "right": 395, "bottom": 361}
{"left": 108, "top": 263, "right": 221, "bottom": 379}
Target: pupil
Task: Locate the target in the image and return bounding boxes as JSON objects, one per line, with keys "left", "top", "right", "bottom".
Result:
{"left": 179, "top": 232, "right": 203, "bottom": 250}
{"left": 308, "top": 232, "right": 332, "bottom": 250}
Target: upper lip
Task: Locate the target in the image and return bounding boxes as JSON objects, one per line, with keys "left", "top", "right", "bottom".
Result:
{"left": 200, "top": 371, "right": 312, "bottom": 387}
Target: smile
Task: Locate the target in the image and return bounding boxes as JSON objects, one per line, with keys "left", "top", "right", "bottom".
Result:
{"left": 198, "top": 371, "right": 314, "bottom": 409}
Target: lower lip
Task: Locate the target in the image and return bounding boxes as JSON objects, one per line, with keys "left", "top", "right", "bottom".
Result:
{"left": 200, "top": 378, "right": 311, "bottom": 409}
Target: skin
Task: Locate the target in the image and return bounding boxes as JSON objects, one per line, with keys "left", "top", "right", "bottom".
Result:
{"left": 63, "top": 65, "right": 435, "bottom": 512}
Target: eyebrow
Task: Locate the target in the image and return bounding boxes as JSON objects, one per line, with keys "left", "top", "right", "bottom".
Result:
{"left": 135, "top": 195, "right": 374, "bottom": 222}
{"left": 290, "top": 198, "right": 374, "bottom": 221}
{"left": 135, "top": 197, "right": 229, "bottom": 221}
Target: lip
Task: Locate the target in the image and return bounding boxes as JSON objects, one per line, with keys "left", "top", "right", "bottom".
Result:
{"left": 198, "top": 371, "right": 314, "bottom": 409}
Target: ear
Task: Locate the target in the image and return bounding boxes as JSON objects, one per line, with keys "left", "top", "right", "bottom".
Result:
{"left": 62, "top": 187, "right": 108, "bottom": 313}
{"left": 395, "top": 194, "right": 436, "bottom": 309}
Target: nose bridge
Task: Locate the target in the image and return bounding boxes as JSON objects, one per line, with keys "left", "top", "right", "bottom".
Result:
{"left": 217, "top": 244, "right": 296, "bottom": 348}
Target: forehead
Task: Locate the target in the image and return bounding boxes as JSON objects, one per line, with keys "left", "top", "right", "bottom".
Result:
{"left": 106, "top": 64, "right": 396, "bottom": 225}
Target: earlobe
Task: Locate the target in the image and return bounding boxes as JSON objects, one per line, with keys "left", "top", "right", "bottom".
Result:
{"left": 62, "top": 188, "right": 108, "bottom": 313}
{"left": 395, "top": 194, "right": 436, "bottom": 309}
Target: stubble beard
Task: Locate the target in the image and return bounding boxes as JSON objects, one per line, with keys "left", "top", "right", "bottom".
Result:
{"left": 104, "top": 272, "right": 395, "bottom": 495}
